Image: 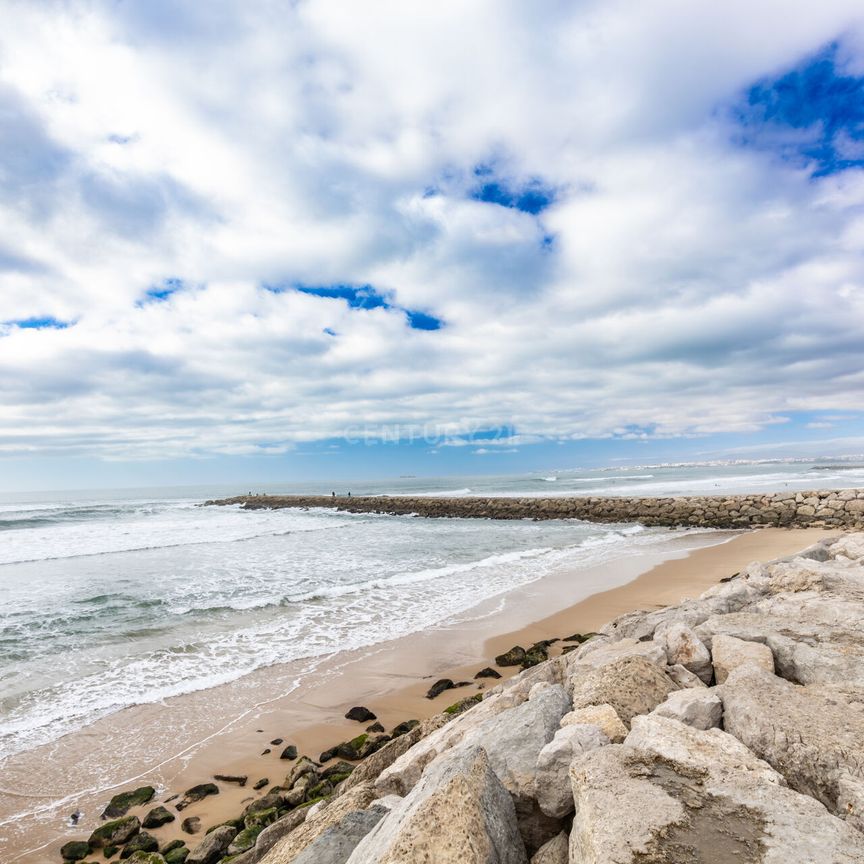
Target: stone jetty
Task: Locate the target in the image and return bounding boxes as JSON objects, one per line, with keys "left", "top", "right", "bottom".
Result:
{"left": 206, "top": 489, "right": 864, "bottom": 530}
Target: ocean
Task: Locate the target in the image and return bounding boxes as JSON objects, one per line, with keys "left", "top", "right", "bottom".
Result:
{"left": 1, "top": 460, "right": 862, "bottom": 766}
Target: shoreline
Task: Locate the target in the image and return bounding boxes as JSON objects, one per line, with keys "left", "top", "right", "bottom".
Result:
{"left": 2, "top": 526, "right": 829, "bottom": 862}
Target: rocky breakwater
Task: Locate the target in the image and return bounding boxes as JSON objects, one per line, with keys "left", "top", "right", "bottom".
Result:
{"left": 206, "top": 489, "right": 864, "bottom": 529}
{"left": 212, "top": 532, "right": 864, "bottom": 863}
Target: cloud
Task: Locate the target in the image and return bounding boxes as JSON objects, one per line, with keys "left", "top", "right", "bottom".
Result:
{"left": 2, "top": 1, "right": 864, "bottom": 461}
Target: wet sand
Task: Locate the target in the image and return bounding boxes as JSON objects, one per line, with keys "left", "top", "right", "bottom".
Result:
{"left": 1, "top": 526, "right": 829, "bottom": 862}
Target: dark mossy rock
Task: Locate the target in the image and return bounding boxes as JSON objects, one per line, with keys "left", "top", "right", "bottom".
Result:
{"left": 390, "top": 719, "right": 420, "bottom": 737}
{"left": 102, "top": 786, "right": 155, "bottom": 820}
{"left": 318, "top": 747, "right": 336, "bottom": 763}
{"left": 344, "top": 706, "right": 377, "bottom": 722}
{"left": 163, "top": 847, "right": 188, "bottom": 864}
{"left": 142, "top": 806, "right": 175, "bottom": 829}
{"left": 61, "top": 840, "right": 91, "bottom": 861}
{"left": 284, "top": 756, "right": 319, "bottom": 788}
{"left": 474, "top": 667, "right": 502, "bottom": 679}
{"left": 334, "top": 733, "right": 367, "bottom": 760}
{"left": 320, "top": 760, "right": 354, "bottom": 781}
{"left": 305, "top": 780, "right": 333, "bottom": 800}
{"left": 180, "top": 816, "right": 200, "bottom": 835}
{"left": 243, "top": 807, "right": 278, "bottom": 830}
{"left": 89, "top": 815, "right": 141, "bottom": 849}
{"left": 425, "top": 678, "right": 455, "bottom": 699}
{"left": 227, "top": 825, "right": 262, "bottom": 855}
{"left": 252, "top": 777, "right": 269, "bottom": 790}
{"left": 495, "top": 645, "right": 526, "bottom": 667}
{"left": 269, "top": 738, "right": 283, "bottom": 746}
{"left": 125, "top": 853, "right": 166, "bottom": 864}
{"left": 175, "top": 783, "right": 219, "bottom": 811}
{"left": 204, "top": 818, "right": 243, "bottom": 835}
{"left": 213, "top": 774, "right": 247, "bottom": 786}
{"left": 278, "top": 745, "right": 297, "bottom": 760}
{"left": 561, "top": 644, "right": 579, "bottom": 654}
{"left": 562, "top": 632, "right": 596, "bottom": 643}
{"left": 521, "top": 642, "right": 550, "bottom": 669}
{"left": 103, "top": 846, "right": 119, "bottom": 859}
{"left": 366, "top": 721, "right": 385, "bottom": 733}
{"left": 160, "top": 840, "right": 185, "bottom": 856}
{"left": 243, "top": 791, "right": 283, "bottom": 817}
{"left": 444, "top": 693, "right": 483, "bottom": 715}
{"left": 120, "top": 831, "right": 158, "bottom": 859}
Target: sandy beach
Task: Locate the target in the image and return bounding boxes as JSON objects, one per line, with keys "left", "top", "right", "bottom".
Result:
{"left": 2, "top": 525, "right": 829, "bottom": 862}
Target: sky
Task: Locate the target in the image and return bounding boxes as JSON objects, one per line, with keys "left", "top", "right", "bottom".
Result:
{"left": 2, "top": 1, "right": 864, "bottom": 490}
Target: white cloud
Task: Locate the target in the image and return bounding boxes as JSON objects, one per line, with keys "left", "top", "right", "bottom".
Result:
{"left": 2, "top": 1, "right": 864, "bottom": 460}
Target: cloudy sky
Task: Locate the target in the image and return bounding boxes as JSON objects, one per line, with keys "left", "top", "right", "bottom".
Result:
{"left": 2, "top": 0, "right": 864, "bottom": 489}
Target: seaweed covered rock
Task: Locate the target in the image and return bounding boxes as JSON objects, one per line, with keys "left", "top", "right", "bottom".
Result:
{"left": 176, "top": 783, "right": 219, "bottom": 811}
{"left": 60, "top": 840, "right": 91, "bottom": 861}
{"left": 475, "top": 667, "right": 502, "bottom": 679}
{"left": 102, "top": 786, "right": 155, "bottom": 820}
{"left": 89, "top": 815, "right": 140, "bottom": 850}
{"left": 344, "top": 706, "right": 376, "bottom": 722}
{"left": 120, "top": 831, "right": 159, "bottom": 859}
{"left": 495, "top": 645, "right": 527, "bottom": 667}
{"left": 185, "top": 824, "right": 237, "bottom": 864}
{"left": 142, "top": 806, "right": 175, "bottom": 829}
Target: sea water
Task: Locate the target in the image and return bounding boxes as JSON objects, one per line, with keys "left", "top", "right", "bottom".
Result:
{"left": 1, "top": 459, "right": 861, "bottom": 762}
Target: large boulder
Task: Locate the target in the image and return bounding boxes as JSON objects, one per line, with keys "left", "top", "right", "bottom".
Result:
{"left": 721, "top": 663, "right": 864, "bottom": 826}
{"left": 346, "top": 746, "right": 527, "bottom": 864}
{"left": 102, "top": 786, "right": 156, "bottom": 819}
{"left": 570, "top": 714, "right": 864, "bottom": 863}
{"left": 650, "top": 687, "right": 722, "bottom": 730}
{"left": 560, "top": 704, "right": 627, "bottom": 743}
{"left": 289, "top": 803, "right": 391, "bottom": 864}
{"left": 569, "top": 655, "right": 677, "bottom": 727}
{"left": 89, "top": 815, "right": 140, "bottom": 849}
{"left": 657, "top": 622, "right": 713, "bottom": 683}
{"left": 711, "top": 633, "right": 774, "bottom": 683}
{"left": 534, "top": 724, "right": 608, "bottom": 818}
{"left": 186, "top": 825, "right": 237, "bottom": 864}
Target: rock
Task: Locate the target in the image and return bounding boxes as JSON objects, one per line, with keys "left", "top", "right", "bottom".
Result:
{"left": 560, "top": 704, "right": 627, "bottom": 743}
{"left": 181, "top": 817, "right": 200, "bottom": 835}
{"left": 120, "top": 832, "right": 159, "bottom": 859}
{"left": 444, "top": 693, "right": 483, "bottom": 715}
{"left": 270, "top": 739, "right": 284, "bottom": 746}
{"left": 658, "top": 622, "right": 713, "bottom": 683}
{"left": 389, "top": 720, "right": 420, "bottom": 737}
{"left": 165, "top": 848, "right": 188, "bottom": 864}
{"left": 288, "top": 803, "right": 389, "bottom": 864}
{"left": 176, "top": 783, "right": 219, "bottom": 811}
{"left": 286, "top": 757, "right": 320, "bottom": 788}
{"left": 425, "top": 678, "right": 455, "bottom": 699}
{"left": 535, "top": 724, "right": 609, "bottom": 818}
{"left": 651, "top": 687, "right": 722, "bottom": 730}
{"left": 366, "top": 722, "right": 385, "bottom": 733}
{"left": 254, "top": 781, "right": 377, "bottom": 863}
{"left": 345, "top": 707, "right": 377, "bottom": 723}
{"left": 529, "top": 832, "right": 568, "bottom": 864}
{"left": 495, "top": 645, "right": 527, "bottom": 667}
{"left": 227, "top": 826, "right": 264, "bottom": 856}
{"left": 261, "top": 749, "right": 271, "bottom": 755}
{"left": 89, "top": 815, "right": 141, "bottom": 849}
{"left": 253, "top": 778, "right": 269, "bottom": 790}
{"left": 569, "top": 655, "right": 678, "bottom": 727}
{"left": 475, "top": 667, "right": 502, "bottom": 679}
{"left": 521, "top": 642, "right": 549, "bottom": 669}
{"left": 142, "top": 806, "right": 175, "bottom": 829}
{"left": 721, "top": 664, "right": 864, "bottom": 822}
{"left": 234, "top": 808, "right": 306, "bottom": 864}
{"left": 712, "top": 633, "right": 774, "bottom": 683}
{"left": 102, "top": 786, "right": 156, "bottom": 819}
{"left": 126, "top": 853, "right": 166, "bottom": 864}
{"left": 321, "top": 760, "right": 356, "bottom": 782}
{"left": 279, "top": 745, "right": 298, "bottom": 760}
{"left": 214, "top": 773, "right": 247, "bottom": 785}
{"left": 665, "top": 663, "right": 707, "bottom": 689}
{"left": 347, "top": 746, "right": 528, "bottom": 864}
{"left": 185, "top": 824, "right": 237, "bottom": 864}
{"left": 570, "top": 713, "right": 864, "bottom": 863}
{"left": 245, "top": 807, "right": 280, "bottom": 830}
{"left": 160, "top": 840, "right": 185, "bottom": 856}
{"left": 60, "top": 840, "right": 91, "bottom": 861}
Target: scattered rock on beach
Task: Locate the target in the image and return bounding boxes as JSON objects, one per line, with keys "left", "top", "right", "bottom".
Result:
{"left": 279, "top": 745, "right": 298, "bottom": 760}
{"left": 475, "top": 666, "right": 502, "bottom": 679}
{"left": 142, "top": 806, "right": 175, "bottom": 829}
{"left": 163, "top": 843, "right": 188, "bottom": 864}
{"left": 366, "top": 721, "right": 385, "bottom": 733}
{"left": 60, "top": 840, "right": 91, "bottom": 861}
{"left": 252, "top": 778, "right": 269, "bottom": 790}
{"left": 495, "top": 645, "right": 527, "bottom": 667}
{"left": 185, "top": 824, "right": 237, "bottom": 864}
{"left": 345, "top": 706, "right": 377, "bottom": 722}
{"left": 270, "top": 738, "right": 283, "bottom": 745}
{"left": 102, "top": 786, "right": 155, "bottom": 820}
{"left": 120, "top": 831, "right": 158, "bottom": 859}
{"left": 390, "top": 719, "right": 420, "bottom": 737}
{"left": 260, "top": 748, "right": 271, "bottom": 755}
{"left": 180, "top": 817, "right": 201, "bottom": 835}
{"left": 89, "top": 815, "right": 140, "bottom": 849}
{"left": 425, "top": 678, "right": 456, "bottom": 699}
{"left": 522, "top": 642, "right": 550, "bottom": 669}
{"left": 176, "top": 783, "right": 219, "bottom": 811}
{"left": 125, "top": 852, "right": 166, "bottom": 864}
{"left": 213, "top": 774, "right": 247, "bottom": 786}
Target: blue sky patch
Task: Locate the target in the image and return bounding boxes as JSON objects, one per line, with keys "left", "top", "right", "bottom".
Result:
{"left": 469, "top": 164, "right": 556, "bottom": 214}
{"left": 139, "top": 277, "right": 183, "bottom": 305}
{"left": 733, "top": 42, "right": 864, "bottom": 176}
{"left": 4, "top": 316, "right": 71, "bottom": 330}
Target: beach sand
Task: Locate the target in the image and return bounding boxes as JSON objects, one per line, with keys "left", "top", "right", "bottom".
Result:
{"left": 2, "top": 526, "right": 829, "bottom": 862}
